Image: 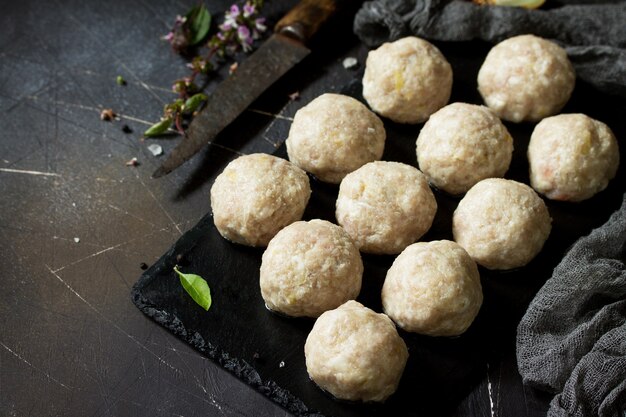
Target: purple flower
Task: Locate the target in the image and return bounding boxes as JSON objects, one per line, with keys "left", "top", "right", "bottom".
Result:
{"left": 162, "top": 31, "right": 174, "bottom": 42}
{"left": 254, "top": 17, "right": 266, "bottom": 33}
{"left": 237, "top": 25, "right": 250, "bottom": 39}
{"left": 237, "top": 26, "right": 252, "bottom": 42}
{"left": 219, "top": 22, "right": 232, "bottom": 32}
{"left": 175, "top": 15, "right": 186, "bottom": 24}
{"left": 229, "top": 5, "right": 240, "bottom": 17}
{"left": 237, "top": 25, "right": 253, "bottom": 51}
{"left": 223, "top": 16, "right": 237, "bottom": 28}
{"left": 224, "top": 5, "right": 240, "bottom": 28}
{"left": 243, "top": 3, "right": 255, "bottom": 18}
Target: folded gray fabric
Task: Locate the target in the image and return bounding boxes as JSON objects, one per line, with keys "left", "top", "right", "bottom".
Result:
{"left": 353, "top": 0, "right": 626, "bottom": 97}
{"left": 516, "top": 193, "right": 626, "bottom": 417}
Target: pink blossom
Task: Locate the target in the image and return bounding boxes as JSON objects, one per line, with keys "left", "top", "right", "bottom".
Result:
{"left": 237, "top": 25, "right": 251, "bottom": 41}
{"left": 237, "top": 26, "right": 253, "bottom": 51}
{"left": 243, "top": 3, "right": 255, "bottom": 18}
{"left": 223, "top": 5, "right": 240, "bottom": 28}
{"left": 254, "top": 17, "right": 267, "bottom": 32}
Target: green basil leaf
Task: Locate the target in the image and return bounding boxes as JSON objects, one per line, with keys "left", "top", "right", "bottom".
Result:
{"left": 183, "top": 93, "right": 208, "bottom": 114}
{"left": 144, "top": 117, "right": 172, "bottom": 137}
{"left": 174, "top": 265, "right": 212, "bottom": 311}
{"left": 186, "top": 5, "right": 211, "bottom": 46}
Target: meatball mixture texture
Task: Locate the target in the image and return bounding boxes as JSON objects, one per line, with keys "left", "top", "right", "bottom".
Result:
{"left": 336, "top": 161, "right": 437, "bottom": 254}
{"left": 528, "top": 113, "right": 619, "bottom": 202}
{"left": 286, "top": 93, "right": 386, "bottom": 184}
{"left": 260, "top": 220, "right": 363, "bottom": 318}
{"left": 478, "top": 34, "right": 575, "bottom": 123}
{"left": 363, "top": 36, "right": 453, "bottom": 124}
{"left": 210, "top": 153, "right": 310, "bottom": 247}
{"left": 453, "top": 179, "right": 552, "bottom": 270}
{"left": 304, "top": 300, "right": 408, "bottom": 402}
{"left": 382, "top": 240, "right": 483, "bottom": 336}
{"left": 417, "top": 102, "right": 514, "bottom": 195}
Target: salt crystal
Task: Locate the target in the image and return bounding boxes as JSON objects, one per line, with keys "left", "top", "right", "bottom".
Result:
{"left": 74, "top": 237, "right": 80, "bottom": 243}
{"left": 147, "top": 144, "right": 163, "bottom": 157}
{"left": 279, "top": 361, "right": 285, "bottom": 368}
{"left": 342, "top": 57, "right": 358, "bottom": 69}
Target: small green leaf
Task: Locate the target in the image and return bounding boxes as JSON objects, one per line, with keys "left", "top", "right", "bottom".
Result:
{"left": 186, "top": 5, "right": 211, "bottom": 46}
{"left": 144, "top": 118, "right": 172, "bottom": 137}
{"left": 116, "top": 75, "right": 126, "bottom": 86}
{"left": 183, "top": 93, "right": 208, "bottom": 114}
{"left": 174, "top": 265, "right": 212, "bottom": 311}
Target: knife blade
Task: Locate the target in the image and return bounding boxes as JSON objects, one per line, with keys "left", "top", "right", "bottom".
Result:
{"left": 153, "top": 0, "right": 346, "bottom": 178}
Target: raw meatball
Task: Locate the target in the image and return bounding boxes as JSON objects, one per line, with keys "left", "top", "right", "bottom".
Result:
{"left": 382, "top": 240, "right": 482, "bottom": 337}
{"left": 528, "top": 114, "right": 620, "bottom": 202}
{"left": 210, "top": 153, "right": 310, "bottom": 247}
{"left": 304, "top": 300, "right": 408, "bottom": 402}
{"left": 336, "top": 161, "right": 437, "bottom": 255}
{"left": 363, "top": 36, "right": 453, "bottom": 124}
{"left": 260, "top": 220, "right": 363, "bottom": 318}
{"left": 416, "top": 103, "right": 514, "bottom": 195}
{"left": 478, "top": 34, "right": 575, "bottom": 123}
{"left": 286, "top": 93, "right": 385, "bottom": 184}
{"left": 453, "top": 179, "right": 551, "bottom": 270}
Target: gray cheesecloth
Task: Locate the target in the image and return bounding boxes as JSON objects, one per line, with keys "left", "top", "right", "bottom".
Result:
{"left": 353, "top": 2, "right": 626, "bottom": 416}
{"left": 517, "top": 195, "right": 626, "bottom": 417}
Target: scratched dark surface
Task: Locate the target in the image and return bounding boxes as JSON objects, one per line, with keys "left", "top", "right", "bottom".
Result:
{"left": 1, "top": 1, "right": 625, "bottom": 417}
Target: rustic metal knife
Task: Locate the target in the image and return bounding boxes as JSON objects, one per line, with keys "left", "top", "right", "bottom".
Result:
{"left": 152, "top": 0, "right": 348, "bottom": 178}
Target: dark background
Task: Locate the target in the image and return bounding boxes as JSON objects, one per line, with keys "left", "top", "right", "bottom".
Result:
{"left": 2, "top": 0, "right": 622, "bottom": 416}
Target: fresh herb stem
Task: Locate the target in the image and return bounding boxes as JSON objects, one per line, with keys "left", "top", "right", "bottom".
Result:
{"left": 144, "top": 1, "right": 266, "bottom": 138}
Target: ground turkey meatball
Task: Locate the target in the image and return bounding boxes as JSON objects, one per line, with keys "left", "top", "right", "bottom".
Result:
{"left": 417, "top": 103, "right": 514, "bottom": 195}
{"left": 210, "top": 154, "right": 310, "bottom": 247}
{"left": 478, "top": 34, "right": 575, "bottom": 123}
{"left": 382, "top": 240, "right": 483, "bottom": 337}
{"left": 528, "top": 114, "right": 619, "bottom": 202}
{"left": 453, "top": 179, "right": 552, "bottom": 270}
{"left": 363, "top": 36, "right": 453, "bottom": 124}
{"left": 304, "top": 300, "right": 408, "bottom": 402}
{"left": 286, "top": 93, "right": 386, "bottom": 184}
{"left": 336, "top": 161, "right": 437, "bottom": 255}
{"left": 260, "top": 220, "right": 363, "bottom": 318}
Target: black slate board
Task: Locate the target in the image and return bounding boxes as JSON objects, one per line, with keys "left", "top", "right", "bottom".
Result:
{"left": 131, "top": 41, "right": 626, "bottom": 417}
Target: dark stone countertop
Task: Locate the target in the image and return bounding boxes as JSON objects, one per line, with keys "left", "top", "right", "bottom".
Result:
{"left": 0, "top": 0, "right": 566, "bottom": 416}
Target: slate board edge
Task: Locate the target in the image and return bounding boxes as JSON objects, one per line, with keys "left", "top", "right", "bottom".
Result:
{"left": 130, "top": 213, "right": 325, "bottom": 417}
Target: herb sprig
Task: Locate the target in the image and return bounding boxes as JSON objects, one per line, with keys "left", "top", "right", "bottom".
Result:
{"left": 145, "top": 1, "right": 266, "bottom": 138}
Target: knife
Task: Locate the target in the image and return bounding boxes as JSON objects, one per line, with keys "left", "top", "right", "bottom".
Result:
{"left": 153, "top": 0, "right": 350, "bottom": 178}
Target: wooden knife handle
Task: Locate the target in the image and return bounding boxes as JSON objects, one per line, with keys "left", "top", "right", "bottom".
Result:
{"left": 274, "top": 0, "right": 346, "bottom": 43}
